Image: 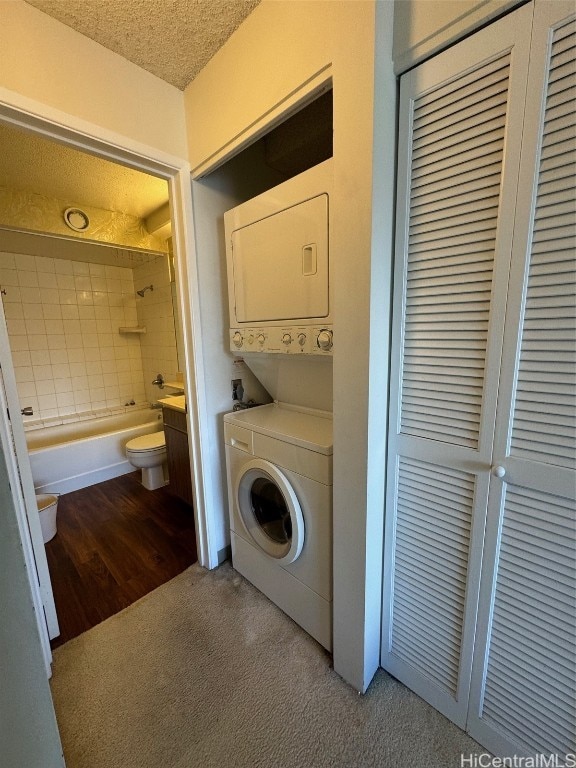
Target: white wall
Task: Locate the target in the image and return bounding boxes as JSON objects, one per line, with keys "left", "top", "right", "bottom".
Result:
{"left": 184, "top": 0, "right": 396, "bottom": 691}
{"left": 393, "top": 0, "right": 525, "bottom": 73}
{"left": 0, "top": 0, "right": 187, "bottom": 159}
{"left": 0, "top": 443, "right": 64, "bottom": 768}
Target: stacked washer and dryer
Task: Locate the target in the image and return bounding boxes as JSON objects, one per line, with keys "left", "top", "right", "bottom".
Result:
{"left": 223, "top": 160, "right": 334, "bottom": 650}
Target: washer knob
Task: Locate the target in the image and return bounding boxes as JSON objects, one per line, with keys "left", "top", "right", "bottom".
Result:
{"left": 257, "top": 333, "right": 265, "bottom": 346}
{"left": 297, "top": 332, "right": 307, "bottom": 347}
{"left": 316, "top": 329, "right": 333, "bottom": 351}
{"left": 232, "top": 331, "right": 243, "bottom": 348}
{"left": 247, "top": 334, "right": 254, "bottom": 345}
{"left": 282, "top": 333, "right": 292, "bottom": 346}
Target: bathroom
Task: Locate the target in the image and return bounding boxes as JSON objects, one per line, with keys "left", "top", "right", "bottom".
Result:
{"left": 0, "top": 122, "right": 198, "bottom": 643}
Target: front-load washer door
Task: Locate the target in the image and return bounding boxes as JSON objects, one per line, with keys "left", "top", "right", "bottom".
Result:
{"left": 234, "top": 459, "right": 304, "bottom": 565}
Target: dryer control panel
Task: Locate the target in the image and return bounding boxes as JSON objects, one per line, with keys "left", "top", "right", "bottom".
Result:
{"left": 230, "top": 326, "right": 333, "bottom": 356}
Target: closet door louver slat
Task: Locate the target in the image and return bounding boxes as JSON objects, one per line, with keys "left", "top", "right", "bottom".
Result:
{"left": 385, "top": 1, "right": 575, "bottom": 758}
{"left": 509, "top": 57, "right": 576, "bottom": 466}
{"left": 468, "top": 6, "right": 576, "bottom": 759}
{"left": 511, "top": 14, "right": 575, "bottom": 468}
{"left": 391, "top": 457, "right": 474, "bottom": 697}
{"left": 382, "top": 5, "right": 533, "bottom": 730}
{"left": 481, "top": 487, "right": 576, "bottom": 757}
{"left": 399, "top": 53, "right": 511, "bottom": 449}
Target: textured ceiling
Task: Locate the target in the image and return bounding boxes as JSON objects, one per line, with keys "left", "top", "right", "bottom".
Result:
{"left": 0, "top": 123, "right": 168, "bottom": 218}
{"left": 2, "top": 0, "right": 261, "bottom": 235}
{"left": 24, "top": 0, "right": 261, "bottom": 90}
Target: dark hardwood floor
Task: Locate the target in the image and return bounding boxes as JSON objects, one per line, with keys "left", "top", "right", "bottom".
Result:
{"left": 45, "top": 472, "right": 197, "bottom": 649}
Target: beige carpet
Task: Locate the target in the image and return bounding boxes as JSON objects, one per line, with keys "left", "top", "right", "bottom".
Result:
{"left": 50, "top": 563, "right": 482, "bottom": 768}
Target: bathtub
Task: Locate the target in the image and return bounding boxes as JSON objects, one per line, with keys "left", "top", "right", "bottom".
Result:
{"left": 27, "top": 408, "right": 164, "bottom": 495}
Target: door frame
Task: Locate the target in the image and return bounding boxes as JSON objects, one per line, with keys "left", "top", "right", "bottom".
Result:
{"left": 0, "top": 87, "right": 218, "bottom": 659}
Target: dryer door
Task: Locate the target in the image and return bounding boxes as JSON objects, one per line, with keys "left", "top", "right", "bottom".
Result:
{"left": 234, "top": 459, "right": 304, "bottom": 565}
{"left": 230, "top": 194, "right": 329, "bottom": 324}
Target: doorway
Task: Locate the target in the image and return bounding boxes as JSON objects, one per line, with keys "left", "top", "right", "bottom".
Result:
{"left": 0, "top": 100, "right": 212, "bottom": 664}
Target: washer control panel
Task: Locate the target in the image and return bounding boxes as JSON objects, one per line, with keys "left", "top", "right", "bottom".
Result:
{"left": 230, "top": 326, "right": 333, "bottom": 356}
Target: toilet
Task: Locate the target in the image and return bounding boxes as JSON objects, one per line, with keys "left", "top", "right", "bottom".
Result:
{"left": 125, "top": 431, "right": 167, "bottom": 490}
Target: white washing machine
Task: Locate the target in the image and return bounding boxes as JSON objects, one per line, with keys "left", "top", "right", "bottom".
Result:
{"left": 224, "top": 402, "right": 333, "bottom": 650}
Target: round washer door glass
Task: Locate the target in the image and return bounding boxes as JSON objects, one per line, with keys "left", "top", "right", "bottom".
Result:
{"left": 235, "top": 459, "right": 304, "bottom": 564}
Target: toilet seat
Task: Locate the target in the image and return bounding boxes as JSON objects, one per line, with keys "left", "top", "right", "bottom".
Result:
{"left": 126, "top": 431, "right": 166, "bottom": 453}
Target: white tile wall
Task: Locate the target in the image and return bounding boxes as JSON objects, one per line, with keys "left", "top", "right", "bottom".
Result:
{"left": 133, "top": 257, "right": 180, "bottom": 402}
{"left": 0, "top": 251, "right": 147, "bottom": 423}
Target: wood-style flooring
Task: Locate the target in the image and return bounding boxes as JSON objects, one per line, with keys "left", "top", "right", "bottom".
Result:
{"left": 45, "top": 472, "right": 197, "bottom": 649}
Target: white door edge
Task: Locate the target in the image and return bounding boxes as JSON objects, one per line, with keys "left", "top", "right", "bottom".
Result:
{"left": 0, "top": 349, "right": 53, "bottom": 673}
{"left": 169, "top": 168, "right": 218, "bottom": 568}
{"left": 0, "top": 288, "right": 60, "bottom": 642}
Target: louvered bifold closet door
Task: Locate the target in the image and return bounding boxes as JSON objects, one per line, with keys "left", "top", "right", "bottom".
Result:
{"left": 381, "top": 5, "right": 533, "bottom": 728}
{"left": 468, "top": 2, "right": 576, "bottom": 758}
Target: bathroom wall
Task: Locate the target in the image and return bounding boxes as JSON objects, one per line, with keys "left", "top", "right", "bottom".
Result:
{"left": 0, "top": 250, "right": 146, "bottom": 424}
{"left": 0, "top": 187, "right": 166, "bottom": 252}
{"left": 133, "top": 256, "right": 180, "bottom": 403}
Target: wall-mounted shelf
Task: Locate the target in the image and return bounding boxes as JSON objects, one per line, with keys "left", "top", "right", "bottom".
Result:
{"left": 118, "top": 326, "right": 146, "bottom": 334}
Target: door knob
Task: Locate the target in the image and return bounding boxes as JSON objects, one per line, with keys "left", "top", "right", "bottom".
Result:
{"left": 491, "top": 465, "right": 506, "bottom": 479}
{"left": 21, "top": 406, "right": 33, "bottom": 416}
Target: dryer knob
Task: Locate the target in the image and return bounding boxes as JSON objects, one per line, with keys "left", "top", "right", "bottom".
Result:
{"left": 316, "top": 329, "right": 333, "bottom": 351}
{"left": 232, "top": 331, "right": 243, "bottom": 348}
{"left": 257, "top": 333, "right": 266, "bottom": 346}
{"left": 282, "top": 333, "right": 292, "bottom": 346}
{"left": 297, "top": 333, "right": 307, "bottom": 347}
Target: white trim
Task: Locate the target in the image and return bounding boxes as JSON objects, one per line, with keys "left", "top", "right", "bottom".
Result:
{"left": 0, "top": 86, "right": 187, "bottom": 175}
{"left": 169, "top": 169, "right": 217, "bottom": 567}
{"left": 393, "top": 0, "right": 525, "bottom": 75}
{"left": 0, "top": 89, "right": 216, "bottom": 610}
{"left": 190, "top": 66, "right": 332, "bottom": 178}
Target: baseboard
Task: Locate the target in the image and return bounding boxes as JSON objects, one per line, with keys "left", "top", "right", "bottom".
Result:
{"left": 217, "top": 544, "right": 232, "bottom": 564}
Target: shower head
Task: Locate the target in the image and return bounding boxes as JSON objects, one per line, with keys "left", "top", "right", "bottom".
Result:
{"left": 137, "top": 284, "right": 154, "bottom": 297}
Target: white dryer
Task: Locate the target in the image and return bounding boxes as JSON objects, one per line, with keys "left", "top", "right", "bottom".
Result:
{"left": 224, "top": 402, "right": 333, "bottom": 650}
